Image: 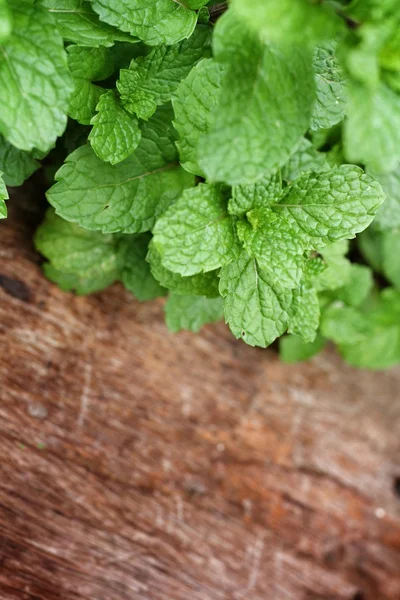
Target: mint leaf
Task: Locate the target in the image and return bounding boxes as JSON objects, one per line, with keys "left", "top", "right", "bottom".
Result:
{"left": 367, "top": 165, "right": 400, "bottom": 230}
{"left": 314, "top": 240, "right": 352, "bottom": 291}
{"left": 280, "top": 333, "right": 326, "bottom": 364}
{"left": 344, "top": 82, "right": 400, "bottom": 173}
{"left": 172, "top": 58, "right": 224, "bottom": 177}
{"left": 153, "top": 183, "right": 240, "bottom": 276}
{"left": 89, "top": 91, "right": 141, "bottom": 164}
{"left": 219, "top": 251, "right": 293, "bottom": 347}
{"left": 358, "top": 228, "right": 385, "bottom": 273}
{"left": 198, "top": 11, "right": 315, "bottom": 184}
{"left": 40, "top": 0, "right": 137, "bottom": 47}
{"left": 281, "top": 138, "right": 329, "bottom": 183}
{"left": 118, "top": 234, "right": 166, "bottom": 301}
{"left": 47, "top": 106, "right": 194, "bottom": 233}
{"left": 231, "top": 0, "right": 342, "bottom": 45}
{"left": 147, "top": 242, "right": 220, "bottom": 297}
{"left": 229, "top": 173, "right": 282, "bottom": 217}
{"left": 287, "top": 285, "right": 320, "bottom": 343}
{"left": 0, "top": 0, "right": 11, "bottom": 43}
{"left": 274, "top": 166, "right": 385, "bottom": 248}
{"left": 0, "top": 135, "right": 40, "bottom": 186}
{"left": 91, "top": 0, "right": 197, "bottom": 46}
{"left": 381, "top": 230, "right": 400, "bottom": 288}
{"left": 165, "top": 293, "right": 224, "bottom": 333}
{"left": 0, "top": 1, "right": 73, "bottom": 152}
{"left": 311, "top": 43, "right": 347, "bottom": 131}
{"left": 0, "top": 172, "right": 8, "bottom": 218}
{"left": 117, "top": 25, "right": 211, "bottom": 121}
{"left": 35, "top": 209, "right": 120, "bottom": 293}
{"left": 334, "top": 263, "right": 374, "bottom": 307}
{"left": 237, "top": 213, "right": 306, "bottom": 289}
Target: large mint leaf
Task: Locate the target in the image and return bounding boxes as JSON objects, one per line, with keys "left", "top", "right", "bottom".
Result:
{"left": 231, "top": 0, "right": 341, "bottom": 45}
{"left": 147, "top": 242, "right": 220, "bottom": 297}
{"left": 0, "top": 172, "right": 8, "bottom": 218}
{"left": 237, "top": 213, "right": 306, "bottom": 289}
{"left": 172, "top": 58, "right": 224, "bottom": 177}
{"left": 0, "top": 135, "right": 40, "bottom": 186}
{"left": 89, "top": 91, "right": 141, "bottom": 164}
{"left": 311, "top": 43, "right": 347, "bottom": 131}
{"left": 165, "top": 293, "right": 224, "bottom": 333}
{"left": 91, "top": 0, "right": 197, "bottom": 46}
{"left": 118, "top": 234, "right": 166, "bottom": 301}
{"left": 153, "top": 183, "right": 240, "bottom": 276}
{"left": 0, "top": 1, "right": 73, "bottom": 152}
{"left": 40, "top": 0, "right": 137, "bottom": 46}
{"left": 198, "top": 11, "right": 315, "bottom": 184}
{"left": 273, "top": 166, "right": 385, "bottom": 248}
{"left": 344, "top": 82, "right": 400, "bottom": 173}
{"left": 229, "top": 173, "right": 282, "bottom": 217}
{"left": 117, "top": 25, "right": 211, "bottom": 121}
{"left": 47, "top": 107, "right": 194, "bottom": 234}
{"left": 35, "top": 209, "right": 120, "bottom": 293}
{"left": 219, "top": 251, "right": 293, "bottom": 348}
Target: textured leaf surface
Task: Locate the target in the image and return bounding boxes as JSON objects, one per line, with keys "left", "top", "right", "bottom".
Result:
{"left": 165, "top": 293, "right": 224, "bottom": 333}
{"left": 40, "top": 0, "right": 137, "bottom": 46}
{"left": 153, "top": 184, "right": 240, "bottom": 276}
{"left": 89, "top": 91, "right": 141, "bottom": 164}
{"left": 35, "top": 209, "right": 120, "bottom": 293}
{"left": 344, "top": 82, "right": 400, "bottom": 173}
{"left": 0, "top": 172, "right": 8, "bottom": 219}
{"left": 274, "top": 166, "right": 385, "bottom": 248}
{"left": 0, "top": 135, "right": 40, "bottom": 186}
{"left": 47, "top": 107, "right": 194, "bottom": 233}
{"left": 229, "top": 173, "right": 282, "bottom": 217}
{"left": 117, "top": 26, "right": 211, "bottom": 121}
{"left": 172, "top": 58, "right": 224, "bottom": 177}
{"left": 311, "top": 43, "right": 347, "bottom": 131}
{"left": 287, "top": 286, "right": 320, "bottom": 342}
{"left": 198, "top": 11, "right": 315, "bottom": 184}
{"left": 147, "top": 242, "right": 220, "bottom": 297}
{"left": 314, "top": 240, "right": 352, "bottom": 291}
{"left": 219, "top": 252, "right": 293, "bottom": 348}
{"left": 118, "top": 234, "right": 166, "bottom": 301}
{"left": 0, "top": 1, "right": 73, "bottom": 152}
{"left": 237, "top": 214, "right": 305, "bottom": 289}
{"left": 281, "top": 138, "right": 329, "bottom": 183}
{"left": 334, "top": 264, "right": 374, "bottom": 307}
{"left": 231, "top": 0, "right": 341, "bottom": 44}
{"left": 91, "top": 0, "right": 197, "bottom": 45}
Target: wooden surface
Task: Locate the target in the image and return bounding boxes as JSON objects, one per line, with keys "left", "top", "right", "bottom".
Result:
{"left": 0, "top": 188, "right": 399, "bottom": 600}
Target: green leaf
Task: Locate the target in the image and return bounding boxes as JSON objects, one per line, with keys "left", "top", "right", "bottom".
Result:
{"left": 165, "top": 293, "right": 224, "bottom": 333}
{"left": 35, "top": 209, "right": 120, "bottom": 293}
{"left": 219, "top": 251, "right": 293, "bottom": 348}
{"left": 281, "top": 138, "right": 329, "bottom": 183}
{"left": 314, "top": 241, "right": 352, "bottom": 291}
{"left": 237, "top": 213, "right": 306, "bottom": 289}
{"left": 311, "top": 42, "right": 347, "bottom": 131}
{"left": 172, "top": 57, "right": 224, "bottom": 177}
{"left": 147, "top": 242, "right": 220, "bottom": 297}
{"left": 273, "top": 166, "right": 385, "bottom": 248}
{"left": 287, "top": 285, "right": 320, "bottom": 343}
{"left": 358, "top": 227, "right": 385, "bottom": 273}
{"left": 40, "top": 0, "right": 138, "bottom": 47}
{"left": 0, "top": 0, "right": 11, "bottom": 43}
{"left": 47, "top": 106, "right": 194, "bottom": 233}
{"left": 0, "top": 171, "right": 8, "bottom": 218}
{"left": 280, "top": 334, "right": 326, "bottom": 364}
{"left": 228, "top": 172, "right": 282, "bottom": 217}
{"left": 334, "top": 263, "right": 374, "bottom": 307}
{"left": 344, "top": 82, "right": 400, "bottom": 173}
{"left": 231, "top": 0, "right": 342, "bottom": 45}
{"left": 382, "top": 229, "right": 400, "bottom": 288}
{"left": 0, "top": 135, "right": 40, "bottom": 186}
{"left": 91, "top": 0, "right": 197, "bottom": 46}
{"left": 182, "top": 0, "right": 208, "bottom": 8}
{"left": 117, "top": 25, "right": 211, "bottom": 121}
{"left": 118, "top": 234, "right": 166, "bottom": 301}
{"left": 0, "top": 1, "right": 73, "bottom": 152}
{"left": 153, "top": 183, "right": 240, "bottom": 276}
{"left": 89, "top": 91, "right": 141, "bottom": 164}
{"left": 367, "top": 165, "right": 400, "bottom": 230}
{"left": 198, "top": 11, "right": 315, "bottom": 184}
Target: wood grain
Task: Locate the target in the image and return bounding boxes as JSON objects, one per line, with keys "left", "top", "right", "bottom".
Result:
{"left": 0, "top": 187, "right": 399, "bottom": 600}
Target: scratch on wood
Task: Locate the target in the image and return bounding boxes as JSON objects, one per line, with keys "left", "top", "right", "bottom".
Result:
{"left": 77, "top": 362, "right": 93, "bottom": 429}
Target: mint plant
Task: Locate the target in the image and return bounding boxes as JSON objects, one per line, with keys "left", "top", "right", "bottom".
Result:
{"left": 1, "top": 0, "right": 400, "bottom": 369}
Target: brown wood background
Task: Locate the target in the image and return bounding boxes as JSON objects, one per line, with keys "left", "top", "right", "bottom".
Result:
{"left": 0, "top": 187, "right": 399, "bottom": 600}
